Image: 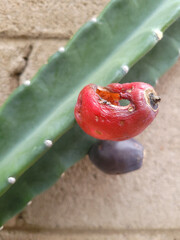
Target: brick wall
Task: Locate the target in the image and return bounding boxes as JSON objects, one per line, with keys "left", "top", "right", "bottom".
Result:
{"left": 0, "top": 1, "right": 180, "bottom": 239}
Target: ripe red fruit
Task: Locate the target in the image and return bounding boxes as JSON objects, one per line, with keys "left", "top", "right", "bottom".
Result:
{"left": 74, "top": 82, "right": 160, "bottom": 141}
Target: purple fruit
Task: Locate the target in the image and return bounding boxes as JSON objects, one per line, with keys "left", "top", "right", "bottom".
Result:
{"left": 88, "top": 139, "right": 144, "bottom": 174}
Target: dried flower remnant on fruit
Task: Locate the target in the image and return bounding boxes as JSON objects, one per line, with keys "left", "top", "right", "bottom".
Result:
{"left": 74, "top": 82, "right": 161, "bottom": 141}
{"left": 144, "top": 88, "right": 161, "bottom": 111}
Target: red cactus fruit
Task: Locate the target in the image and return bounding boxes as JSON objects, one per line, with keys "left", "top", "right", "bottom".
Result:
{"left": 74, "top": 82, "right": 161, "bottom": 141}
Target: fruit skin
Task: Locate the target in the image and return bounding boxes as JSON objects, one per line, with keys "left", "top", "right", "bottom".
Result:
{"left": 88, "top": 139, "right": 144, "bottom": 175}
{"left": 74, "top": 82, "right": 160, "bottom": 141}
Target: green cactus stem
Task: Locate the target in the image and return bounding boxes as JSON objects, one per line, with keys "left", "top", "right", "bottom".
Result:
{"left": 0, "top": 0, "right": 179, "bottom": 198}
{"left": 0, "top": 16, "right": 180, "bottom": 226}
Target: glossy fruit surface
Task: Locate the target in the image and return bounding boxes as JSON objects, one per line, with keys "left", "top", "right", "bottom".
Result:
{"left": 74, "top": 82, "right": 160, "bottom": 141}
{"left": 88, "top": 139, "right": 144, "bottom": 175}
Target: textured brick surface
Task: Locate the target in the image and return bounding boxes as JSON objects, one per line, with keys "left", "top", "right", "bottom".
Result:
{"left": 0, "top": 40, "right": 32, "bottom": 105}
{"left": 0, "top": 0, "right": 109, "bottom": 38}
{"left": 1, "top": 230, "right": 180, "bottom": 240}
{"left": 0, "top": 0, "right": 179, "bottom": 239}
{"left": 19, "top": 39, "right": 67, "bottom": 84}
{"left": 0, "top": 39, "right": 67, "bottom": 102}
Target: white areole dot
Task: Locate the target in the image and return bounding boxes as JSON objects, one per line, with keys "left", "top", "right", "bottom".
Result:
{"left": 61, "top": 173, "right": 65, "bottom": 178}
{"left": 8, "top": 177, "right": 16, "bottom": 184}
{"left": 91, "top": 17, "right": 97, "bottom": 23}
{"left": 58, "top": 47, "right": 65, "bottom": 52}
{"left": 44, "top": 139, "right": 53, "bottom": 148}
{"left": 122, "top": 65, "right": 129, "bottom": 74}
{"left": 23, "top": 80, "right": 31, "bottom": 86}
{"left": 153, "top": 29, "right": 163, "bottom": 41}
{"left": 27, "top": 201, "right": 32, "bottom": 206}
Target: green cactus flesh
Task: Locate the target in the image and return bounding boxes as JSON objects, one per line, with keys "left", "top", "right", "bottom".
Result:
{"left": 122, "top": 18, "right": 180, "bottom": 86}
{"left": 0, "top": 16, "right": 180, "bottom": 226}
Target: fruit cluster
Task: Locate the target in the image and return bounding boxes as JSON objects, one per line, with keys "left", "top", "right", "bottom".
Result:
{"left": 75, "top": 82, "right": 160, "bottom": 174}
